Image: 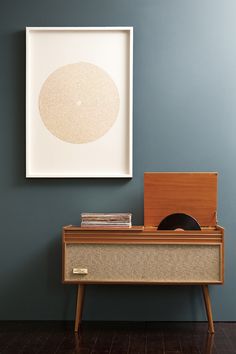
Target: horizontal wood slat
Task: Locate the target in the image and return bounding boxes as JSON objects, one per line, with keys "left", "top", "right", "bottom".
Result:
{"left": 64, "top": 240, "right": 222, "bottom": 245}
{"left": 64, "top": 237, "right": 223, "bottom": 244}
{"left": 63, "top": 227, "right": 223, "bottom": 244}
{"left": 63, "top": 280, "right": 223, "bottom": 285}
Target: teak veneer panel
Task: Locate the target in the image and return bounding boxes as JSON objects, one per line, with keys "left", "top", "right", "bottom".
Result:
{"left": 144, "top": 172, "right": 217, "bottom": 227}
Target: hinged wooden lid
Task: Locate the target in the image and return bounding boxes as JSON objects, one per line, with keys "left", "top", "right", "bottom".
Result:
{"left": 144, "top": 172, "right": 217, "bottom": 227}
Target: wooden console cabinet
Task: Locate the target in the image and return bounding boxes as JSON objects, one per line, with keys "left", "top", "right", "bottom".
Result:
{"left": 62, "top": 225, "right": 224, "bottom": 333}
{"left": 62, "top": 173, "right": 224, "bottom": 333}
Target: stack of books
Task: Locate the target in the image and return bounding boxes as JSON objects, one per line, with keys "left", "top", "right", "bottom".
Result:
{"left": 81, "top": 213, "right": 132, "bottom": 228}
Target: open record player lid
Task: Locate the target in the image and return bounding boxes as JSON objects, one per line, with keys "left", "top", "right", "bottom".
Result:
{"left": 144, "top": 172, "right": 218, "bottom": 228}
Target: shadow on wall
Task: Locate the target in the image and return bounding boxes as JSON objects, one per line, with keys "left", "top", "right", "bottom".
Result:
{"left": 83, "top": 283, "right": 206, "bottom": 322}
{"left": 5, "top": 31, "right": 26, "bottom": 185}
{"left": 1, "top": 233, "right": 75, "bottom": 320}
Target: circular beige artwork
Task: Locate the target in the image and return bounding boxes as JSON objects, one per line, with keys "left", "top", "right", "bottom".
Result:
{"left": 39, "top": 62, "right": 120, "bottom": 144}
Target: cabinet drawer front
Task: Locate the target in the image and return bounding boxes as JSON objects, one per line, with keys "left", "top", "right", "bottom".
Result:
{"left": 64, "top": 244, "right": 222, "bottom": 283}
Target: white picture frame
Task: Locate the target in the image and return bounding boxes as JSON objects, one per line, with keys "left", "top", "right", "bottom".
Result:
{"left": 26, "top": 27, "right": 133, "bottom": 178}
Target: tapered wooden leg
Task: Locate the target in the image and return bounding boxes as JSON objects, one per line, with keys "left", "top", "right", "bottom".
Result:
{"left": 74, "top": 284, "right": 85, "bottom": 332}
{"left": 205, "top": 334, "right": 214, "bottom": 354}
{"left": 202, "top": 285, "right": 214, "bottom": 334}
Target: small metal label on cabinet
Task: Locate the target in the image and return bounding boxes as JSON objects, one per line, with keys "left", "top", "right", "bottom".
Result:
{"left": 73, "top": 268, "right": 88, "bottom": 275}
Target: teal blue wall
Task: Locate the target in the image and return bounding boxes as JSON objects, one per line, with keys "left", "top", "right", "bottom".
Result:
{"left": 1, "top": 0, "right": 236, "bottom": 320}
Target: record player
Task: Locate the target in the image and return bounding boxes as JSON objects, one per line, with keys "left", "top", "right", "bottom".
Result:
{"left": 144, "top": 172, "right": 220, "bottom": 232}
{"left": 62, "top": 172, "right": 224, "bottom": 333}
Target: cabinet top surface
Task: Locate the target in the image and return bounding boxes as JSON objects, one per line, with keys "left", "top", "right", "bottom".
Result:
{"left": 63, "top": 225, "right": 221, "bottom": 232}
{"left": 63, "top": 225, "right": 224, "bottom": 244}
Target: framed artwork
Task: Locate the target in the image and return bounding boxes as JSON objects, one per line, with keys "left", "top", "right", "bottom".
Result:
{"left": 26, "top": 27, "right": 133, "bottom": 177}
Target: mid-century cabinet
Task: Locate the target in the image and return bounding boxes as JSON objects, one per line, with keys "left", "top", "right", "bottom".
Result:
{"left": 62, "top": 173, "right": 224, "bottom": 333}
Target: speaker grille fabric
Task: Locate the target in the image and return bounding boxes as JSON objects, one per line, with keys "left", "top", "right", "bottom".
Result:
{"left": 64, "top": 244, "right": 221, "bottom": 283}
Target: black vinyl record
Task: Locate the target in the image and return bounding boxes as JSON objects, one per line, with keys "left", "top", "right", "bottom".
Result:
{"left": 157, "top": 213, "right": 201, "bottom": 231}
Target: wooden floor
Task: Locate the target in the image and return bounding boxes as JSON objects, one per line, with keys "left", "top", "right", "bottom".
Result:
{"left": 0, "top": 321, "right": 235, "bottom": 354}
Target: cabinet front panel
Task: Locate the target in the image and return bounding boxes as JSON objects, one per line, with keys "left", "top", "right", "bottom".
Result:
{"left": 64, "top": 244, "right": 221, "bottom": 283}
